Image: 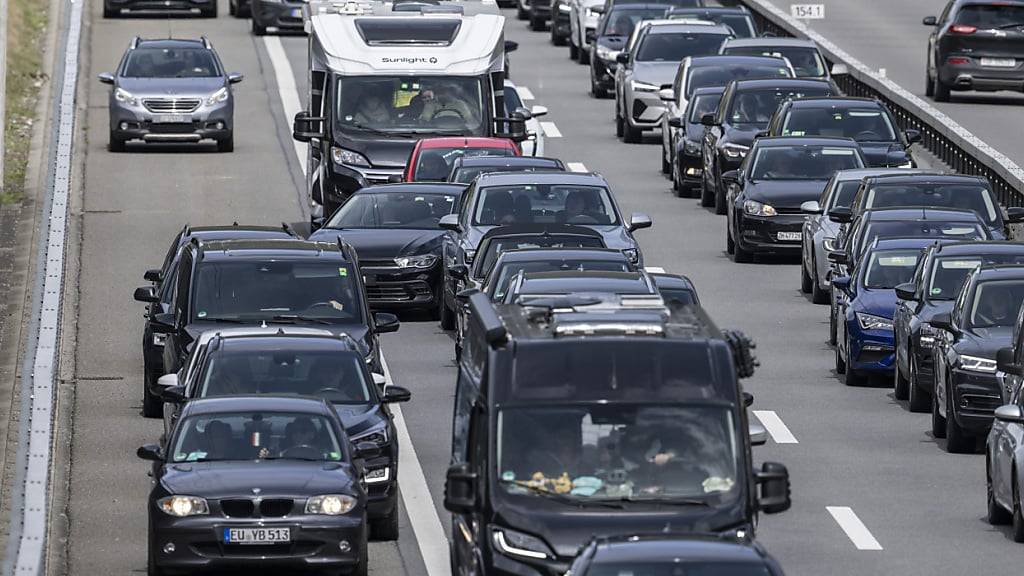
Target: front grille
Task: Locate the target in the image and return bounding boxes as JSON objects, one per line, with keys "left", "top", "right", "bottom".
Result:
{"left": 857, "top": 349, "right": 892, "bottom": 364}
{"left": 143, "top": 98, "right": 201, "bottom": 113}
{"left": 366, "top": 281, "right": 432, "bottom": 303}
{"left": 359, "top": 259, "right": 399, "bottom": 270}
{"left": 193, "top": 542, "right": 321, "bottom": 558}
{"left": 259, "top": 499, "right": 294, "bottom": 517}
{"left": 220, "top": 499, "right": 255, "bottom": 518}
{"left": 147, "top": 123, "right": 198, "bottom": 134}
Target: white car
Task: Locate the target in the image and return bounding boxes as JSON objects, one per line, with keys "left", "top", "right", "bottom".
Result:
{"left": 568, "top": 0, "right": 604, "bottom": 64}
{"left": 504, "top": 81, "right": 548, "bottom": 157}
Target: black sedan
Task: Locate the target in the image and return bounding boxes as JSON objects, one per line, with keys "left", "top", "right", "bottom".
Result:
{"left": 894, "top": 242, "right": 1024, "bottom": 412}
{"left": 568, "top": 534, "right": 786, "bottom": 576}
{"left": 651, "top": 271, "right": 701, "bottom": 307}
{"left": 724, "top": 136, "right": 866, "bottom": 262}
{"left": 138, "top": 396, "right": 372, "bottom": 576}
{"left": 310, "top": 183, "right": 464, "bottom": 315}
{"left": 931, "top": 265, "right": 1024, "bottom": 452}
{"left": 159, "top": 328, "right": 411, "bottom": 540}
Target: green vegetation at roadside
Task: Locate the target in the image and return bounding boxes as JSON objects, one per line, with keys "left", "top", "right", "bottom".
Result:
{"left": 2, "top": 0, "right": 48, "bottom": 204}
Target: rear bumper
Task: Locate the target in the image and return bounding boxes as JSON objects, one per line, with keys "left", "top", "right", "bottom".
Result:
{"left": 938, "top": 59, "right": 1024, "bottom": 91}
{"left": 106, "top": 0, "right": 213, "bottom": 11}
{"left": 253, "top": 0, "right": 306, "bottom": 30}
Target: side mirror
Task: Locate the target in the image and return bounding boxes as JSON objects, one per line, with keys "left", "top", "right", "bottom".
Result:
{"left": 827, "top": 207, "right": 853, "bottom": 223}
{"left": 628, "top": 212, "right": 653, "bottom": 232}
{"left": 830, "top": 63, "right": 849, "bottom": 76}
{"left": 530, "top": 105, "right": 548, "bottom": 118}
{"left": 372, "top": 373, "right": 387, "bottom": 388}
{"left": 160, "top": 384, "right": 186, "bottom": 404}
{"left": 134, "top": 285, "right": 159, "bottom": 303}
{"left": 98, "top": 72, "right": 115, "bottom": 85}
{"left": 997, "top": 347, "right": 1022, "bottom": 376}
{"left": 755, "top": 130, "right": 769, "bottom": 138}
{"left": 292, "top": 111, "right": 325, "bottom": 143}
{"left": 831, "top": 276, "right": 851, "bottom": 293}
{"left": 513, "top": 106, "right": 534, "bottom": 120}
{"left": 615, "top": 52, "right": 629, "bottom": 65}
{"left": 827, "top": 252, "right": 848, "bottom": 266}
{"left": 667, "top": 116, "right": 683, "bottom": 129}
{"left": 144, "top": 268, "right": 163, "bottom": 283}
{"left": 700, "top": 113, "right": 717, "bottom": 127}
{"left": 444, "top": 462, "right": 479, "bottom": 514}
{"left": 1007, "top": 207, "right": 1024, "bottom": 223}
{"left": 928, "top": 311, "right": 954, "bottom": 333}
{"left": 374, "top": 312, "right": 400, "bottom": 334}
{"left": 387, "top": 174, "right": 404, "bottom": 184}
{"left": 456, "top": 287, "right": 479, "bottom": 301}
{"left": 887, "top": 150, "right": 911, "bottom": 167}
{"left": 505, "top": 40, "right": 519, "bottom": 53}
{"left": 800, "top": 200, "right": 821, "bottom": 215}
{"left": 658, "top": 88, "right": 675, "bottom": 102}
{"left": 157, "top": 373, "right": 179, "bottom": 390}
{"left": 355, "top": 442, "right": 382, "bottom": 461}
{"left": 449, "top": 264, "right": 469, "bottom": 281}
{"left": 749, "top": 421, "right": 768, "bottom": 446}
{"left": 227, "top": 72, "right": 244, "bottom": 84}
{"left": 895, "top": 282, "right": 917, "bottom": 301}
{"left": 439, "top": 214, "right": 461, "bottom": 232}
{"left": 742, "top": 391, "right": 754, "bottom": 407}
{"left": 904, "top": 128, "right": 922, "bottom": 144}
{"left": 757, "top": 462, "right": 791, "bottom": 514}
{"left": 922, "top": 15, "right": 937, "bottom": 26}
{"left": 136, "top": 443, "right": 163, "bottom": 462}
{"left": 994, "top": 404, "right": 1024, "bottom": 424}
{"left": 383, "top": 385, "right": 412, "bottom": 403}
{"left": 151, "top": 312, "right": 175, "bottom": 334}
{"left": 720, "top": 170, "right": 739, "bottom": 185}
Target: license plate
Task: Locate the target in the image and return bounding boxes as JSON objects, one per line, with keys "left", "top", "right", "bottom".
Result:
{"left": 777, "top": 231, "right": 801, "bottom": 241}
{"left": 981, "top": 58, "right": 1015, "bottom": 68}
{"left": 290, "top": 7, "right": 302, "bottom": 16}
{"left": 222, "top": 527, "right": 291, "bottom": 545}
{"left": 152, "top": 114, "right": 190, "bottom": 124}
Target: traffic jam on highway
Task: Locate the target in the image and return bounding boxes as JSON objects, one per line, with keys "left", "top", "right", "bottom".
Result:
{"left": 95, "top": 0, "right": 1024, "bottom": 574}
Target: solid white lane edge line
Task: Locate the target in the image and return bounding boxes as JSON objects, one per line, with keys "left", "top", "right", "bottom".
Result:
{"left": 539, "top": 121, "right": 562, "bottom": 138}
{"left": 752, "top": 410, "right": 798, "bottom": 444}
{"left": 382, "top": 355, "right": 451, "bottom": 576}
{"left": 826, "top": 506, "right": 883, "bottom": 551}
{"left": 644, "top": 266, "right": 666, "bottom": 273}
{"left": 518, "top": 86, "right": 535, "bottom": 100}
{"left": 567, "top": 162, "right": 588, "bottom": 173}
{"left": 262, "top": 36, "right": 307, "bottom": 174}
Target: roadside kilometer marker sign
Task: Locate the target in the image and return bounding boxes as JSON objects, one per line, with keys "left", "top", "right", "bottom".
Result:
{"left": 790, "top": 4, "right": 825, "bottom": 19}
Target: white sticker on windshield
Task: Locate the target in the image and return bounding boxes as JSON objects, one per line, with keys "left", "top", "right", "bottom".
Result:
{"left": 878, "top": 255, "right": 918, "bottom": 266}
{"left": 703, "top": 476, "right": 735, "bottom": 493}
{"left": 941, "top": 259, "right": 982, "bottom": 269}
{"left": 942, "top": 227, "right": 978, "bottom": 235}
{"left": 821, "top": 149, "right": 855, "bottom": 156}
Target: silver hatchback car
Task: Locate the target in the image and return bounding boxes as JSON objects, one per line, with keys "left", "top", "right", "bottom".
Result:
{"left": 98, "top": 37, "right": 243, "bottom": 152}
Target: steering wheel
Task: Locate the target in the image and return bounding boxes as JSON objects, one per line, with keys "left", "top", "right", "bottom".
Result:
{"left": 317, "top": 387, "right": 344, "bottom": 396}
{"left": 281, "top": 444, "right": 321, "bottom": 459}
{"left": 854, "top": 130, "right": 881, "bottom": 141}
{"left": 431, "top": 108, "right": 466, "bottom": 121}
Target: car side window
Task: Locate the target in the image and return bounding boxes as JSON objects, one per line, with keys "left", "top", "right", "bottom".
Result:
{"left": 716, "top": 84, "right": 734, "bottom": 124}
{"left": 459, "top": 183, "right": 476, "bottom": 228}
{"left": 952, "top": 278, "right": 970, "bottom": 327}
{"left": 451, "top": 369, "right": 475, "bottom": 463}
{"left": 174, "top": 250, "right": 194, "bottom": 322}
{"left": 938, "top": 0, "right": 954, "bottom": 25}
{"left": 819, "top": 177, "right": 835, "bottom": 205}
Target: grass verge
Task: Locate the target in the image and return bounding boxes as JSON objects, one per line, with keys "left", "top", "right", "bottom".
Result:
{"left": 1, "top": 0, "right": 48, "bottom": 204}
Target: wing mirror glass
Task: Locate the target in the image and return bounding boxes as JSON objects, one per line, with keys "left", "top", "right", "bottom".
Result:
{"left": 439, "top": 213, "right": 461, "bottom": 231}
{"left": 994, "top": 404, "right": 1024, "bottom": 424}
{"left": 134, "top": 285, "right": 159, "bottom": 303}
{"left": 757, "top": 461, "right": 791, "bottom": 514}
{"left": 373, "top": 312, "right": 400, "bottom": 334}
{"left": 895, "top": 282, "right": 917, "bottom": 301}
{"left": 383, "top": 385, "right": 412, "bottom": 403}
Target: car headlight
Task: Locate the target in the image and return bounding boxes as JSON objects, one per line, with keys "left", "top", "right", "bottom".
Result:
{"left": 918, "top": 325, "right": 937, "bottom": 347}
{"left": 305, "top": 494, "right": 358, "bottom": 515}
{"left": 114, "top": 87, "right": 137, "bottom": 106}
{"left": 157, "top": 495, "right": 209, "bottom": 517}
{"left": 822, "top": 237, "right": 838, "bottom": 252}
{"left": 857, "top": 312, "right": 893, "bottom": 332}
{"left": 394, "top": 254, "right": 438, "bottom": 269}
{"left": 959, "top": 354, "right": 998, "bottom": 374}
{"left": 558, "top": 3, "right": 571, "bottom": 12}
{"left": 464, "top": 249, "right": 477, "bottom": 264}
{"left": 331, "top": 147, "right": 371, "bottom": 167}
{"left": 622, "top": 248, "right": 640, "bottom": 264}
{"left": 152, "top": 333, "right": 166, "bottom": 347}
{"left": 363, "top": 467, "right": 391, "bottom": 484}
{"left": 631, "top": 80, "right": 659, "bottom": 93}
{"left": 492, "top": 527, "right": 555, "bottom": 560}
{"left": 205, "top": 87, "right": 229, "bottom": 106}
{"left": 743, "top": 200, "right": 777, "bottom": 217}
{"left": 595, "top": 45, "right": 620, "bottom": 62}
{"left": 351, "top": 426, "right": 389, "bottom": 447}
{"left": 722, "top": 143, "right": 749, "bottom": 159}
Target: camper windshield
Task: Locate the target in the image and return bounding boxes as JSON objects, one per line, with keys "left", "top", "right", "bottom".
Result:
{"left": 335, "top": 75, "right": 487, "bottom": 136}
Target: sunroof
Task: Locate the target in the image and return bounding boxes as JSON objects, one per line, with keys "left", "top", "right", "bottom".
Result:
{"left": 355, "top": 18, "right": 462, "bottom": 45}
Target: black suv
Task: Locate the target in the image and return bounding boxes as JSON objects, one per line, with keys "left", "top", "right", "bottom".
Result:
{"left": 924, "top": 0, "right": 1024, "bottom": 101}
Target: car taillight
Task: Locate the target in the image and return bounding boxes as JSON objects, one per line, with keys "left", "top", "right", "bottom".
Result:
{"left": 947, "top": 56, "right": 971, "bottom": 65}
{"left": 950, "top": 24, "right": 976, "bottom": 34}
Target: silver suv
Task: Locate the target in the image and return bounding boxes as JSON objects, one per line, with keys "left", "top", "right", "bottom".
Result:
{"left": 98, "top": 37, "right": 243, "bottom": 153}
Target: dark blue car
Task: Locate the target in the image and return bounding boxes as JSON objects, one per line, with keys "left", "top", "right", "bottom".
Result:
{"left": 834, "top": 237, "right": 936, "bottom": 386}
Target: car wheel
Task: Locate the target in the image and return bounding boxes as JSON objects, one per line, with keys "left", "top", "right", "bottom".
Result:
{"left": 1014, "top": 475, "right": 1024, "bottom": 542}
{"left": 672, "top": 166, "right": 686, "bottom": 198}
{"left": 591, "top": 82, "right": 607, "bottom": 99}
{"left": 569, "top": 41, "right": 579, "bottom": 60}
{"left": 252, "top": 16, "right": 267, "bottom": 35}
{"left": 835, "top": 336, "right": 847, "bottom": 374}
{"left": 370, "top": 505, "right": 400, "bottom": 541}
{"left": 714, "top": 173, "right": 727, "bottom": 215}
{"left": 517, "top": 4, "right": 528, "bottom": 19}
{"left": 551, "top": 25, "right": 566, "bottom": 45}
{"left": 615, "top": 105, "right": 624, "bottom": 137}
{"left": 933, "top": 74, "right": 951, "bottom": 102}
{"left": 828, "top": 300, "right": 838, "bottom": 346}
{"left": 440, "top": 298, "right": 456, "bottom": 331}
{"left": 108, "top": 130, "right": 126, "bottom": 153}
{"left": 700, "top": 171, "right": 714, "bottom": 207}
{"left": 623, "top": 121, "right": 641, "bottom": 144}
{"left": 732, "top": 232, "right": 752, "bottom": 263}
{"left": 843, "top": 339, "right": 867, "bottom": 385}
{"left": 142, "top": 367, "right": 162, "bottom": 418}
{"left": 726, "top": 221, "right": 735, "bottom": 255}
{"left": 925, "top": 68, "right": 935, "bottom": 97}
{"left": 800, "top": 260, "right": 813, "bottom": 294}
{"left": 530, "top": 14, "right": 545, "bottom": 31}
{"left": 908, "top": 354, "right": 930, "bottom": 412}
{"left": 894, "top": 350, "right": 910, "bottom": 400}
{"left": 988, "top": 459, "right": 1012, "bottom": 525}
{"left": 217, "top": 133, "right": 234, "bottom": 153}
{"left": 578, "top": 45, "right": 590, "bottom": 64}
{"left": 661, "top": 145, "right": 671, "bottom": 174}
{"left": 945, "top": 386, "right": 973, "bottom": 453}
{"left": 353, "top": 523, "right": 370, "bottom": 576}
{"left": 932, "top": 384, "right": 947, "bottom": 438}
{"left": 811, "top": 257, "right": 829, "bottom": 305}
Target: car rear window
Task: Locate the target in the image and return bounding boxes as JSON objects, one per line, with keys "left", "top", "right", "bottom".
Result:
{"left": 864, "top": 183, "right": 998, "bottom": 225}
{"left": 415, "top": 147, "right": 512, "bottom": 182}
{"left": 863, "top": 250, "right": 921, "bottom": 289}
{"left": 123, "top": 47, "right": 220, "bottom": 78}
{"left": 636, "top": 32, "right": 728, "bottom": 62}
{"left": 724, "top": 46, "right": 826, "bottom": 78}
{"left": 955, "top": 5, "right": 1024, "bottom": 28}
{"left": 686, "top": 64, "right": 791, "bottom": 95}
{"left": 602, "top": 8, "right": 667, "bottom": 36}
{"left": 750, "top": 146, "right": 863, "bottom": 180}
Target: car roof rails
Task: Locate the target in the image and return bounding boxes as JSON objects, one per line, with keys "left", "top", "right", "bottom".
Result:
{"left": 130, "top": 36, "right": 141, "bottom": 49}
{"left": 200, "top": 36, "right": 213, "bottom": 49}
{"left": 281, "top": 222, "right": 298, "bottom": 237}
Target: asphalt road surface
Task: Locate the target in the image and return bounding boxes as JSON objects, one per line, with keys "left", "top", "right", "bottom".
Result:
{"left": 61, "top": 2, "right": 1024, "bottom": 575}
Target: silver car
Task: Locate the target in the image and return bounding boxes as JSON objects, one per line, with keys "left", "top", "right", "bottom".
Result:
{"left": 98, "top": 37, "right": 243, "bottom": 152}
{"left": 567, "top": 0, "right": 603, "bottom": 63}
{"left": 986, "top": 371, "right": 1024, "bottom": 539}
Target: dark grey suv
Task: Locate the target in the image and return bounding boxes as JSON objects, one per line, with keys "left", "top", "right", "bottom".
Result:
{"left": 98, "top": 37, "right": 242, "bottom": 152}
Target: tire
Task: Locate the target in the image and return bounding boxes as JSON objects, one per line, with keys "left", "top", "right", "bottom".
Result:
{"left": 726, "top": 223, "right": 735, "bottom": 255}
{"left": 845, "top": 367, "right": 867, "bottom": 386}
{"left": 988, "top": 460, "right": 1012, "bottom": 525}
{"left": 517, "top": 4, "right": 528, "bottom": 19}
{"left": 828, "top": 301, "right": 838, "bottom": 346}
{"left": 732, "top": 233, "right": 753, "bottom": 263}
{"left": 591, "top": 80, "right": 607, "bottom": 99}
{"left": 352, "top": 524, "right": 369, "bottom": 576}
{"left": 835, "top": 337, "right": 847, "bottom": 375}
{"left": 908, "top": 354, "right": 930, "bottom": 413}
{"left": 894, "top": 356, "right": 909, "bottom": 400}
{"left": 700, "top": 172, "right": 715, "bottom": 207}
{"left": 217, "top": 133, "right": 234, "bottom": 153}
{"left": 578, "top": 45, "right": 590, "bottom": 64}
{"left": 672, "top": 168, "right": 686, "bottom": 198}
{"left": 440, "top": 297, "right": 456, "bottom": 331}
{"left": 661, "top": 145, "right": 671, "bottom": 174}
{"left": 933, "top": 74, "right": 951, "bottom": 102}
{"left": 932, "top": 386, "right": 947, "bottom": 438}
{"left": 925, "top": 69, "right": 935, "bottom": 97}
{"left": 142, "top": 368, "right": 162, "bottom": 419}
{"left": 551, "top": 25, "right": 566, "bottom": 46}
{"left": 530, "top": 14, "right": 545, "bottom": 31}
{"left": 945, "top": 387, "right": 973, "bottom": 453}
{"left": 623, "top": 121, "right": 642, "bottom": 144}
{"left": 252, "top": 16, "right": 267, "bottom": 35}
{"left": 714, "top": 173, "right": 727, "bottom": 215}
{"left": 800, "top": 260, "right": 813, "bottom": 294}
{"left": 811, "top": 258, "right": 829, "bottom": 304}
{"left": 370, "top": 506, "right": 399, "bottom": 541}
{"left": 569, "top": 42, "right": 578, "bottom": 60}
{"left": 1014, "top": 476, "right": 1024, "bottom": 542}
{"left": 615, "top": 105, "right": 624, "bottom": 138}
{"left": 109, "top": 130, "right": 126, "bottom": 153}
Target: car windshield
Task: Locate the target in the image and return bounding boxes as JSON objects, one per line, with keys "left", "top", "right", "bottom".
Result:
{"left": 956, "top": 5, "right": 1024, "bottom": 28}
{"left": 929, "top": 254, "right": 1024, "bottom": 299}
{"left": 416, "top": 147, "right": 513, "bottom": 182}
{"left": 749, "top": 146, "right": 863, "bottom": 181}
{"left": 728, "top": 86, "right": 831, "bottom": 125}
{"left": 863, "top": 250, "right": 921, "bottom": 289}
{"left": 326, "top": 191, "right": 455, "bottom": 228}
{"left": 603, "top": 8, "right": 671, "bottom": 36}
{"left": 496, "top": 404, "right": 738, "bottom": 502}
{"left": 781, "top": 108, "right": 897, "bottom": 141}
{"left": 452, "top": 165, "right": 557, "bottom": 184}
{"left": 827, "top": 180, "right": 863, "bottom": 210}
{"left": 476, "top": 237, "right": 608, "bottom": 279}
{"left": 724, "top": 46, "right": 826, "bottom": 77}
{"left": 198, "top": 348, "right": 372, "bottom": 404}
{"left": 335, "top": 75, "right": 486, "bottom": 136}
{"left": 122, "top": 47, "right": 220, "bottom": 78}
{"left": 687, "top": 93, "right": 723, "bottom": 123}
{"left": 192, "top": 261, "right": 362, "bottom": 323}
{"left": 864, "top": 183, "right": 998, "bottom": 226}
{"left": 587, "top": 562, "right": 771, "bottom": 576}
{"left": 859, "top": 222, "right": 987, "bottom": 258}
{"left": 473, "top": 184, "right": 619, "bottom": 226}
{"left": 171, "top": 411, "right": 343, "bottom": 463}
{"left": 491, "top": 259, "right": 630, "bottom": 299}
{"left": 635, "top": 32, "right": 728, "bottom": 62}
{"left": 686, "top": 64, "right": 790, "bottom": 96}
{"left": 969, "top": 280, "right": 1024, "bottom": 328}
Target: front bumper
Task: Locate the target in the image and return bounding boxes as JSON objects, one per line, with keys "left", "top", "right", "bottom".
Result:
{"left": 938, "top": 58, "right": 1024, "bottom": 92}
{"left": 363, "top": 454, "right": 398, "bottom": 519}
{"left": 591, "top": 57, "right": 616, "bottom": 89}
{"left": 109, "top": 99, "right": 232, "bottom": 144}
{"left": 629, "top": 92, "right": 664, "bottom": 127}
{"left": 361, "top": 262, "right": 441, "bottom": 310}
{"left": 149, "top": 513, "right": 365, "bottom": 574}
{"left": 950, "top": 368, "right": 1003, "bottom": 434}
{"left": 847, "top": 326, "right": 895, "bottom": 372}
{"left": 106, "top": 0, "right": 212, "bottom": 12}
{"left": 911, "top": 338, "right": 935, "bottom": 391}
{"left": 735, "top": 212, "right": 803, "bottom": 254}
{"left": 674, "top": 148, "right": 702, "bottom": 186}
{"left": 253, "top": 0, "right": 306, "bottom": 30}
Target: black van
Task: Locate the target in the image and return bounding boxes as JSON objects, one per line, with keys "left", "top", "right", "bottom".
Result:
{"left": 444, "top": 292, "right": 790, "bottom": 575}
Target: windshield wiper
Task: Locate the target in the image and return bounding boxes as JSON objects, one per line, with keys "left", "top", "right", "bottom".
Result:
{"left": 269, "top": 314, "right": 332, "bottom": 325}
{"left": 997, "top": 22, "right": 1024, "bottom": 29}
{"left": 347, "top": 122, "right": 420, "bottom": 139}
{"left": 194, "top": 316, "right": 245, "bottom": 324}
{"left": 498, "top": 480, "right": 623, "bottom": 508}
{"left": 597, "top": 496, "right": 713, "bottom": 507}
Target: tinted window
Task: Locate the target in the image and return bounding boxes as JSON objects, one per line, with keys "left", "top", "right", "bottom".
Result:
{"left": 969, "top": 280, "right": 1024, "bottom": 328}
{"left": 123, "top": 47, "right": 219, "bottom": 78}
{"left": 781, "top": 107, "right": 897, "bottom": 141}
{"left": 687, "top": 64, "right": 790, "bottom": 95}
{"left": 452, "top": 165, "right": 559, "bottom": 185}
{"left": 355, "top": 18, "right": 461, "bottom": 44}
{"left": 327, "top": 191, "right": 455, "bottom": 228}
{"left": 473, "top": 184, "right": 619, "bottom": 226}
{"left": 863, "top": 250, "right": 921, "bottom": 289}
{"left": 929, "top": 257, "right": 982, "bottom": 300}
{"left": 955, "top": 5, "right": 1024, "bottom": 28}
{"left": 587, "top": 563, "right": 771, "bottom": 576}
{"left": 829, "top": 180, "right": 863, "bottom": 210}
{"left": 336, "top": 76, "right": 485, "bottom": 136}
{"left": 749, "top": 146, "right": 863, "bottom": 180}
{"left": 728, "top": 86, "right": 831, "bottom": 124}
{"left": 864, "top": 183, "right": 998, "bottom": 225}
{"left": 602, "top": 8, "right": 667, "bottom": 35}
{"left": 477, "top": 237, "right": 608, "bottom": 279}
{"left": 171, "top": 412, "right": 343, "bottom": 463}
{"left": 687, "top": 92, "right": 723, "bottom": 122}
{"left": 660, "top": 286, "right": 698, "bottom": 308}
{"left": 725, "top": 46, "right": 826, "bottom": 77}
{"left": 862, "top": 221, "right": 986, "bottom": 254}
{"left": 636, "top": 32, "right": 728, "bottom": 62}
{"left": 503, "top": 85, "right": 524, "bottom": 113}
{"left": 491, "top": 259, "right": 629, "bottom": 300}
{"left": 416, "top": 147, "right": 512, "bottom": 182}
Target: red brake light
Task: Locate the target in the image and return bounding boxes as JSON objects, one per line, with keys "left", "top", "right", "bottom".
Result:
{"left": 947, "top": 56, "right": 971, "bottom": 65}
{"left": 951, "top": 24, "right": 977, "bottom": 34}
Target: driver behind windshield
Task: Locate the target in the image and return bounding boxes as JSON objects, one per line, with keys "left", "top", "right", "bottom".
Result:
{"left": 416, "top": 82, "right": 476, "bottom": 125}
{"left": 354, "top": 86, "right": 393, "bottom": 125}
{"left": 258, "top": 417, "right": 326, "bottom": 459}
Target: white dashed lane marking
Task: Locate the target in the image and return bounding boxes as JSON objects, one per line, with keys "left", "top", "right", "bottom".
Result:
{"left": 540, "top": 121, "right": 562, "bottom": 138}
{"left": 752, "top": 410, "right": 799, "bottom": 444}
{"left": 644, "top": 266, "right": 666, "bottom": 273}
{"left": 827, "top": 506, "right": 884, "bottom": 551}
{"left": 518, "top": 86, "right": 535, "bottom": 100}
{"left": 567, "top": 162, "right": 588, "bottom": 172}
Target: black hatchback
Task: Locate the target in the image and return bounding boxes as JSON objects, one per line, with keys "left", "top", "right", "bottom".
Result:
{"left": 568, "top": 534, "right": 786, "bottom": 576}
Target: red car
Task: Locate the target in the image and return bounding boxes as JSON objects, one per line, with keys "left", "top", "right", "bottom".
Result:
{"left": 400, "top": 137, "right": 520, "bottom": 182}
